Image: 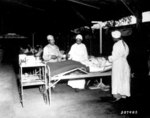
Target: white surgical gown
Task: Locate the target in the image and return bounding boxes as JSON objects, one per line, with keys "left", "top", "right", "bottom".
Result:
{"left": 109, "top": 40, "right": 131, "bottom": 97}
{"left": 68, "top": 43, "right": 88, "bottom": 89}
{"left": 43, "top": 44, "right": 61, "bottom": 62}
{"left": 68, "top": 43, "right": 88, "bottom": 63}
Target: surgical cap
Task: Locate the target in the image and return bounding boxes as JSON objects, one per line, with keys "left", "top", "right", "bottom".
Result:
{"left": 111, "top": 30, "right": 121, "bottom": 39}
{"left": 47, "top": 35, "right": 54, "bottom": 40}
{"left": 75, "top": 34, "right": 83, "bottom": 40}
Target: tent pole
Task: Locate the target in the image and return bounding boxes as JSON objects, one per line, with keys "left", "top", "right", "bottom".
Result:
{"left": 32, "top": 33, "right": 35, "bottom": 55}
{"left": 91, "top": 21, "right": 103, "bottom": 55}
{"left": 99, "top": 24, "right": 102, "bottom": 55}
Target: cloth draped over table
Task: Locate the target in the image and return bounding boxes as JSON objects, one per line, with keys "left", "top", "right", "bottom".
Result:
{"left": 46, "top": 60, "right": 88, "bottom": 77}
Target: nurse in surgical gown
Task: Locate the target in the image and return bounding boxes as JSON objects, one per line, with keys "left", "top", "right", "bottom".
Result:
{"left": 67, "top": 34, "right": 88, "bottom": 89}
{"left": 108, "top": 30, "right": 131, "bottom": 101}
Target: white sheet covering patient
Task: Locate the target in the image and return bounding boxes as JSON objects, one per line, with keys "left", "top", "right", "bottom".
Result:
{"left": 88, "top": 56, "right": 111, "bottom": 72}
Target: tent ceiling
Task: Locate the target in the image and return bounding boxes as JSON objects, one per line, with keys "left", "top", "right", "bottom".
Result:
{"left": 0, "top": 0, "right": 149, "bottom": 33}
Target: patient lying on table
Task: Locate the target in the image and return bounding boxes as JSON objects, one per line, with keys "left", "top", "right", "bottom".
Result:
{"left": 88, "top": 56, "right": 111, "bottom": 72}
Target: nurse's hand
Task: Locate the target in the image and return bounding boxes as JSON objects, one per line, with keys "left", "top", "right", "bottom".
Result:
{"left": 51, "top": 55, "right": 57, "bottom": 59}
{"left": 104, "top": 56, "right": 108, "bottom": 60}
{"left": 66, "top": 54, "right": 70, "bottom": 60}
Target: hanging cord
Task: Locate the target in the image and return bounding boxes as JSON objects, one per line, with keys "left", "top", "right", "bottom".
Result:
{"left": 32, "top": 33, "right": 35, "bottom": 56}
